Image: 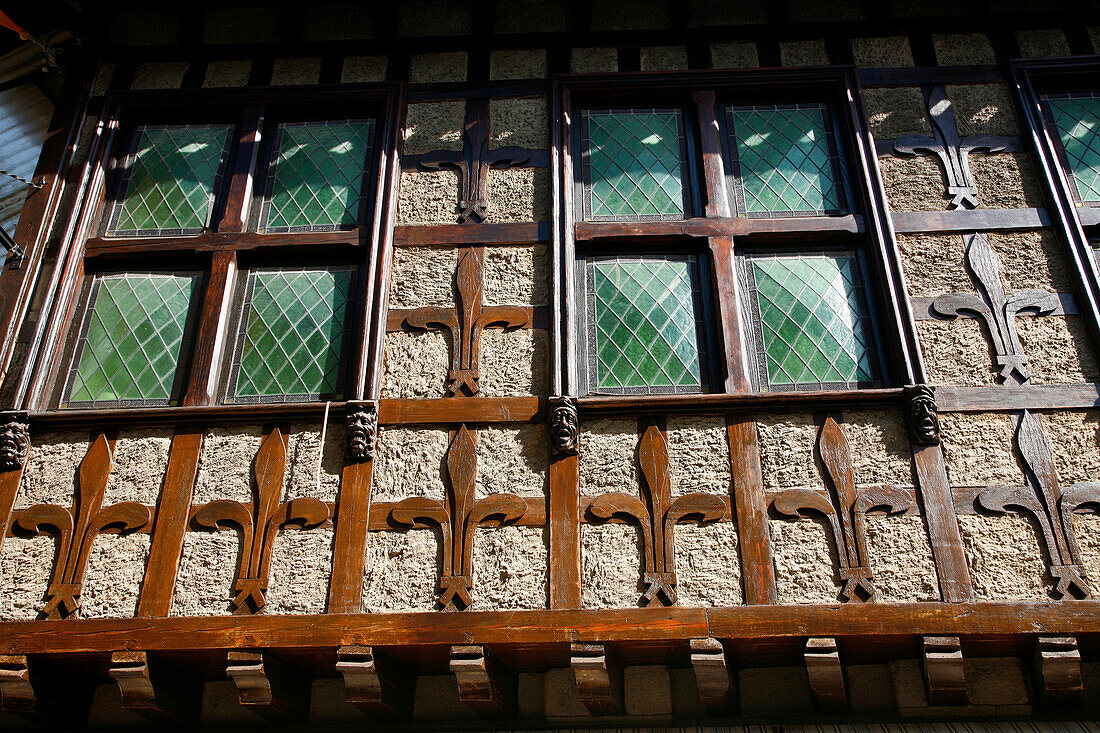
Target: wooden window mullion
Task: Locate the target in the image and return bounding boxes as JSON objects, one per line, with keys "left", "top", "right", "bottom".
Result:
{"left": 182, "top": 250, "right": 237, "bottom": 407}
{"left": 692, "top": 91, "right": 731, "bottom": 219}
{"left": 218, "top": 108, "right": 264, "bottom": 234}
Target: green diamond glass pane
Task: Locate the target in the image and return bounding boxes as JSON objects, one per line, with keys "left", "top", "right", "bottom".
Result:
{"left": 590, "top": 257, "right": 703, "bottom": 392}
{"left": 584, "top": 109, "right": 686, "bottom": 220}
{"left": 750, "top": 253, "right": 876, "bottom": 388}
{"left": 66, "top": 272, "right": 199, "bottom": 406}
{"left": 109, "top": 125, "right": 231, "bottom": 236}
{"left": 234, "top": 268, "right": 353, "bottom": 400}
{"left": 730, "top": 105, "right": 842, "bottom": 215}
{"left": 262, "top": 120, "right": 374, "bottom": 231}
{"left": 1048, "top": 95, "right": 1100, "bottom": 204}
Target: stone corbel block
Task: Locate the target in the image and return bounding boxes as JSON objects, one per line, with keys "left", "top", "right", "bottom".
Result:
{"left": 109, "top": 651, "right": 199, "bottom": 723}
{"left": 336, "top": 645, "right": 413, "bottom": 718}
{"left": 921, "top": 636, "right": 967, "bottom": 706}
{"left": 450, "top": 644, "right": 513, "bottom": 717}
{"left": 804, "top": 637, "right": 847, "bottom": 713}
{"left": 226, "top": 650, "right": 308, "bottom": 721}
{"left": 1034, "top": 635, "right": 1083, "bottom": 707}
{"left": 570, "top": 642, "right": 623, "bottom": 715}
{"left": 689, "top": 637, "right": 734, "bottom": 716}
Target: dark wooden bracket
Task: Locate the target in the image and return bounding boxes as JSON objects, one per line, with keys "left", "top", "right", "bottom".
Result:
{"left": 191, "top": 427, "right": 330, "bottom": 614}
{"left": 335, "top": 645, "right": 413, "bottom": 718}
{"left": 450, "top": 644, "right": 514, "bottom": 717}
{"left": 770, "top": 415, "right": 913, "bottom": 602}
{"left": 892, "top": 86, "right": 1014, "bottom": 209}
{"left": 932, "top": 233, "right": 1058, "bottom": 384}
{"left": 9, "top": 434, "right": 154, "bottom": 619}
{"left": 402, "top": 247, "right": 528, "bottom": 396}
{"left": 570, "top": 642, "right": 623, "bottom": 716}
{"left": 921, "top": 636, "right": 967, "bottom": 705}
{"left": 0, "top": 655, "right": 38, "bottom": 719}
{"left": 584, "top": 420, "right": 726, "bottom": 606}
{"left": 417, "top": 99, "right": 531, "bottom": 223}
{"left": 690, "top": 637, "right": 734, "bottom": 716}
{"left": 389, "top": 425, "right": 528, "bottom": 610}
{"left": 0, "top": 654, "right": 92, "bottom": 724}
{"left": 976, "top": 410, "right": 1100, "bottom": 599}
{"left": 804, "top": 637, "right": 847, "bottom": 713}
{"left": 1034, "top": 635, "right": 1083, "bottom": 707}
{"left": 108, "top": 650, "right": 199, "bottom": 723}
{"left": 225, "top": 650, "right": 309, "bottom": 722}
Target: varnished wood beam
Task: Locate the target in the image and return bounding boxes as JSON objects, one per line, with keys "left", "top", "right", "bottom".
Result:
{"left": 570, "top": 642, "right": 622, "bottom": 716}
{"left": 1034, "top": 635, "right": 1083, "bottom": 707}
{"left": 574, "top": 214, "right": 863, "bottom": 241}
{"left": 582, "top": 389, "right": 903, "bottom": 417}
{"left": 938, "top": 384, "right": 1100, "bottom": 413}
{"left": 689, "top": 637, "right": 734, "bottom": 716}
{"left": 890, "top": 207, "right": 1050, "bottom": 234}
{"left": 912, "top": 443, "right": 973, "bottom": 603}
{"left": 450, "top": 645, "right": 512, "bottom": 717}
{"left": 335, "top": 645, "right": 413, "bottom": 718}
{"left": 921, "top": 636, "right": 967, "bottom": 706}
{"left": 548, "top": 452, "right": 581, "bottom": 609}
{"left": 804, "top": 637, "right": 847, "bottom": 713}
{"left": 328, "top": 460, "right": 374, "bottom": 614}
{"left": 727, "top": 416, "right": 776, "bottom": 605}
{"left": 225, "top": 651, "right": 308, "bottom": 722}
{"left": 394, "top": 221, "right": 549, "bottom": 247}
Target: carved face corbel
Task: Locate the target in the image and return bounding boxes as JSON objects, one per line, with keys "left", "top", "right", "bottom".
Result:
{"left": 346, "top": 401, "right": 379, "bottom": 462}
{"left": 905, "top": 385, "right": 940, "bottom": 445}
{"left": 548, "top": 397, "right": 579, "bottom": 456}
{"left": 0, "top": 412, "right": 29, "bottom": 471}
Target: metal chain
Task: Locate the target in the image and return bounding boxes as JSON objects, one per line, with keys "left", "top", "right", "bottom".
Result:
{"left": 0, "top": 168, "right": 43, "bottom": 189}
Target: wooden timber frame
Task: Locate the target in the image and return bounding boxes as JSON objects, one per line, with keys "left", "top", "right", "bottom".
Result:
{"left": 3, "top": 4, "right": 1100, "bottom": 721}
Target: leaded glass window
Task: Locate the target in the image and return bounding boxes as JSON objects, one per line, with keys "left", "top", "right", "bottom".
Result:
{"left": 107, "top": 124, "right": 233, "bottom": 237}
{"left": 63, "top": 272, "right": 202, "bottom": 408}
{"left": 726, "top": 104, "right": 847, "bottom": 217}
{"left": 227, "top": 266, "right": 356, "bottom": 403}
{"left": 580, "top": 109, "right": 690, "bottom": 221}
{"left": 741, "top": 251, "right": 880, "bottom": 391}
{"left": 580, "top": 254, "right": 710, "bottom": 394}
{"left": 1044, "top": 93, "right": 1100, "bottom": 205}
{"left": 259, "top": 119, "right": 375, "bottom": 232}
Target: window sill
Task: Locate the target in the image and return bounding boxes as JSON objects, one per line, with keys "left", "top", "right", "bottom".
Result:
{"left": 578, "top": 387, "right": 904, "bottom": 417}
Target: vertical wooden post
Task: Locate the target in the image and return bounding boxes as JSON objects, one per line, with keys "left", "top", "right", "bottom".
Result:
{"left": 727, "top": 415, "right": 776, "bottom": 604}
{"left": 328, "top": 459, "right": 374, "bottom": 613}
{"left": 912, "top": 443, "right": 973, "bottom": 603}
{"left": 136, "top": 431, "right": 202, "bottom": 617}
{"left": 548, "top": 452, "right": 581, "bottom": 609}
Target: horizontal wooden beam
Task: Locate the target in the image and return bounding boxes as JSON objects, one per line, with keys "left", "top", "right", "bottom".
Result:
{"left": 575, "top": 214, "right": 863, "bottom": 241}
{"left": 937, "top": 384, "right": 1100, "bottom": 413}
{"left": 379, "top": 397, "right": 542, "bottom": 424}
{"left": 0, "top": 603, "right": 1097, "bottom": 655}
{"left": 394, "top": 222, "right": 549, "bottom": 246}
{"left": 85, "top": 229, "right": 361, "bottom": 256}
{"left": 387, "top": 306, "right": 550, "bottom": 332}
{"left": 891, "top": 208, "right": 1051, "bottom": 234}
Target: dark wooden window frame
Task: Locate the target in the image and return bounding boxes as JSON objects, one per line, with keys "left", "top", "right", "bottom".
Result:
{"left": 552, "top": 69, "right": 922, "bottom": 402}
{"left": 1012, "top": 57, "right": 1100, "bottom": 358}
{"left": 16, "top": 83, "right": 403, "bottom": 416}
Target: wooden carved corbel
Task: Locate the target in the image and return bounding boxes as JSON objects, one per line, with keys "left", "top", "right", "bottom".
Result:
{"left": 388, "top": 425, "right": 527, "bottom": 610}
{"left": 418, "top": 99, "right": 531, "bottom": 222}
{"left": 0, "top": 655, "right": 36, "bottom": 717}
{"left": 690, "top": 637, "right": 734, "bottom": 716}
{"left": 345, "top": 401, "right": 378, "bottom": 462}
{"left": 336, "top": 645, "right": 413, "bottom": 717}
{"left": 975, "top": 411, "right": 1100, "bottom": 599}
{"left": 769, "top": 415, "right": 913, "bottom": 602}
{"left": 893, "top": 86, "right": 1013, "bottom": 209}
{"left": 549, "top": 396, "right": 579, "bottom": 456}
{"left": 905, "top": 385, "right": 940, "bottom": 445}
{"left": 570, "top": 642, "right": 623, "bottom": 716}
{"left": 226, "top": 650, "right": 308, "bottom": 721}
{"left": 932, "top": 233, "right": 1058, "bottom": 384}
{"left": 0, "top": 655, "right": 90, "bottom": 723}
{"left": 403, "top": 247, "right": 528, "bottom": 396}
{"left": 804, "top": 637, "right": 847, "bottom": 713}
{"left": 1034, "top": 635, "right": 1083, "bottom": 706}
{"left": 191, "top": 428, "right": 330, "bottom": 614}
{"left": 921, "top": 636, "right": 967, "bottom": 705}
{"left": 10, "top": 434, "right": 153, "bottom": 619}
{"left": 108, "top": 651, "right": 199, "bottom": 723}
{"left": 450, "top": 645, "right": 513, "bottom": 717}
{"left": 0, "top": 411, "right": 29, "bottom": 471}
{"left": 584, "top": 421, "right": 726, "bottom": 606}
